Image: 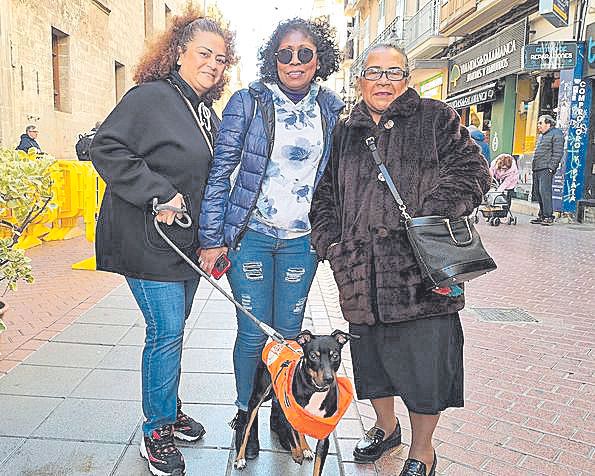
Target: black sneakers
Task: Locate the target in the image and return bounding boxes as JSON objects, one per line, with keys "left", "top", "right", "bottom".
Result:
{"left": 174, "top": 408, "right": 206, "bottom": 442}
{"left": 530, "top": 217, "right": 543, "bottom": 224}
{"left": 140, "top": 425, "right": 185, "bottom": 476}
{"left": 541, "top": 217, "right": 554, "bottom": 226}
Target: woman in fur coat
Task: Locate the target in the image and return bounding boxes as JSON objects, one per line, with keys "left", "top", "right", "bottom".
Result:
{"left": 310, "top": 44, "right": 490, "bottom": 476}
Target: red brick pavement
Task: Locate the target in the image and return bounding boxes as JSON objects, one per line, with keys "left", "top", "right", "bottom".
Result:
{"left": 0, "top": 237, "right": 122, "bottom": 374}
{"left": 325, "top": 217, "right": 595, "bottom": 475}
{"left": 1, "top": 217, "right": 594, "bottom": 475}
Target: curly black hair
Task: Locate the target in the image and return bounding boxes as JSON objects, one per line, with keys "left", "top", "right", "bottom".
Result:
{"left": 258, "top": 17, "right": 341, "bottom": 83}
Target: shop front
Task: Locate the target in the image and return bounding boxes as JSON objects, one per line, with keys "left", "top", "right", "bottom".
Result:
{"left": 576, "top": 22, "right": 595, "bottom": 220}
{"left": 518, "top": 39, "right": 589, "bottom": 211}
{"left": 446, "top": 19, "right": 528, "bottom": 166}
{"left": 409, "top": 59, "right": 448, "bottom": 100}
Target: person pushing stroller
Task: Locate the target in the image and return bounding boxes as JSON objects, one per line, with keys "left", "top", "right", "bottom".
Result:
{"left": 476, "top": 154, "right": 519, "bottom": 226}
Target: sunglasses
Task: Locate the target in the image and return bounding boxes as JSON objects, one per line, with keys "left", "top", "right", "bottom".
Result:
{"left": 361, "top": 67, "right": 408, "bottom": 81}
{"left": 275, "top": 47, "right": 315, "bottom": 65}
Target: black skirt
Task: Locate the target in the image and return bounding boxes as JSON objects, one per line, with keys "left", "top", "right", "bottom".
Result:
{"left": 349, "top": 313, "right": 464, "bottom": 415}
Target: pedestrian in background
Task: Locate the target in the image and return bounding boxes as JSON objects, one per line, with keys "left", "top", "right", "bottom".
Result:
{"left": 198, "top": 17, "right": 343, "bottom": 459}
{"left": 90, "top": 7, "right": 236, "bottom": 476}
{"left": 16, "top": 125, "right": 42, "bottom": 153}
{"left": 530, "top": 114, "right": 564, "bottom": 226}
{"left": 310, "top": 44, "right": 490, "bottom": 476}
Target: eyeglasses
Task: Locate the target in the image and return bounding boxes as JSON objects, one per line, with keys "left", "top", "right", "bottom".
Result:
{"left": 361, "top": 67, "right": 408, "bottom": 81}
{"left": 275, "top": 47, "right": 315, "bottom": 65}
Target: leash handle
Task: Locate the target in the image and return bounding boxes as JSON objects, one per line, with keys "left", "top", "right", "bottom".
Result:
{"left": 151, "top": 200, "right": 288, "bottom": 347}
{"left": 152, "top": 197, "right": 192, "bottom": 228}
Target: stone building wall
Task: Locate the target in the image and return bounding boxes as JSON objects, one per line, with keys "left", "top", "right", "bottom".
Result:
{"left": 0, "top": 0, "right": 194, "bottom": 158}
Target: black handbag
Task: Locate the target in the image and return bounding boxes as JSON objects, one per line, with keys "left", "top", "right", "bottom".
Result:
{"left": 365, "top": 137, "right": 497, "bottom": 290}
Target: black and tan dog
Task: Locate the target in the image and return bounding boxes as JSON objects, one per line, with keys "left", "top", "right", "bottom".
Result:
{"left": 234, "top": 329, "right": 355, "bottom": 475}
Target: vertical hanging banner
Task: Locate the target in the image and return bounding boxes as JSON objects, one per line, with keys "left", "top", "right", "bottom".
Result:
{"left": 562, "top": 44, "right": 592, "bottom": 212}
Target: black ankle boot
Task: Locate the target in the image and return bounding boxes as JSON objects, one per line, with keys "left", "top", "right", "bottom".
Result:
{"left": 270, "top": 398, "right": 291, "bottom": 451}
{"left": 230, "top": 410, "right": 260, "bottom": 460}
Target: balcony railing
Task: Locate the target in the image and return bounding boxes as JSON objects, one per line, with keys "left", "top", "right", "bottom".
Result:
{"left": 404, "top": 0, "right": 441, "bottom": 52}
{"left": 349, "top": 16, "right": 403, "bottom": 82}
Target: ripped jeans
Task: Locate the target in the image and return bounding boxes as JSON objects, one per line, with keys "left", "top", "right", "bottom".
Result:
{"left": 227, "top": 229, "right": 318, "bottom": 410}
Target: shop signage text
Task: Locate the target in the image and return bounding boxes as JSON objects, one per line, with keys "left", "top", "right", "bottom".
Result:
{"left": 523, "top": 41, "right": 577, "bottom": 70}
{"left": 459, "top": 41, "right": 516, "bottom": 82}
{"left": 448, "top": 20, "right": 527, "bottom": 95}
{"left": 539, "top": 0, "right": 570, "bottom": 28}
{"left": 446, "top": 85, "right": 496, "bottom": 109}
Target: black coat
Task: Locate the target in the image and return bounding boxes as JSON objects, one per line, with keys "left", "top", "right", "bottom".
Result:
{"left": 310, "top": 88, "right": 491, "bottom": 325}
{"left": 90, "top": 73, "right": 218, "bottom": 281}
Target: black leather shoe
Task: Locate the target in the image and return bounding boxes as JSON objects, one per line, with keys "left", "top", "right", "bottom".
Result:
{"left": 230, "top": 410, "right": 260, "bottom": 460}
{"left": 353, "top": 422, "right": 402, "bottom": 462}
{"left": 399, "top": 452, "right": 437, "bottom": 476}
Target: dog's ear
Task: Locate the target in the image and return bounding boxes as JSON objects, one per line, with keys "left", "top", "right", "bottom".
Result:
{"left": 295, "top": 330, "right": 313, "bottom": 347}
{"left": 331, "top": 330, "right": 357, "bottom": 347}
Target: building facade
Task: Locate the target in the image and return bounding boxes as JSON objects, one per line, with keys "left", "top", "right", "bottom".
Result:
{"left": 340, "top": 0, "right": 594, "bottom": 214}
{"left": 0, "top": 0, "right": 230, "bottom": 159}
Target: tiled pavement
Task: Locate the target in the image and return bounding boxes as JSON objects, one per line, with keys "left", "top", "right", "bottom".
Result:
{"left": 0, "top": 213, "right": 594, "bottom": 475}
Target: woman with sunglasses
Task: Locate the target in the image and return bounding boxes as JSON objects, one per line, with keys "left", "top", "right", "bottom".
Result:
{"left": 198, "top": 17, "right": 343, "bottom": 458}
{"left": 310, "top": 44, "right": 490, "bottom": 476}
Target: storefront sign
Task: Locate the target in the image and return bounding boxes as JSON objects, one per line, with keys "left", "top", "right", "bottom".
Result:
{"left": 419, "top": 73, "right": 444, "bottom": 100}
{"left": 585, "top": 23, "right": 595, "bottom": 78}
{"left": 523, "top": 42, "right": 577, "bottom": 71}
{"left": 539, "top": 0, "right": 570, "bottom": 28}
{"left": 445, "top": 82, "right": 497, "bottom": 109}
{"left": 562, "top": 44, "right": 591, "bottom": 212}
{"left": 448, "top": 20, "right": 527, "bottom": 95}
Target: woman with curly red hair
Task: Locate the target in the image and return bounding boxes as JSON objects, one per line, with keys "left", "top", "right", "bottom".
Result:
{"left": 90, "top": 7, "right": 236, "bottom": 476}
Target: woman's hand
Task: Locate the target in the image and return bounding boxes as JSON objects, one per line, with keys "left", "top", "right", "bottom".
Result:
{"left": 198, "top": 246, "right": 228, "bottom": 274}
{"left": 156, "top": 193, "right": 185, "bottom": 225}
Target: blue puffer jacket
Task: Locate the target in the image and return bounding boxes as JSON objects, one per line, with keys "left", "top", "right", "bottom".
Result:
{"left": 199, "top": 81, "right": 344, "bottom": 249}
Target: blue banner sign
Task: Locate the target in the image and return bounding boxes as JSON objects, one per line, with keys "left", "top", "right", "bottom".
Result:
{"left": 562, "top": 44, "right": 591, "bottom": 212}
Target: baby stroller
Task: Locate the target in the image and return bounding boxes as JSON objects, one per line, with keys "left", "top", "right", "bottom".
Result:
{"left": 474, "top": 181, "right": 517, "bottom": 226}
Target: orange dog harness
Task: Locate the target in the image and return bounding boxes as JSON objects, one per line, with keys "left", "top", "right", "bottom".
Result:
{"left": 262, "top": 340, "right": 354, "bottom": 440}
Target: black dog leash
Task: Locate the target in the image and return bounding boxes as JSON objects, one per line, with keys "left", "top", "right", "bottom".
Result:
{"left": 151, "top": 198, "right": 290, "bottom": 347}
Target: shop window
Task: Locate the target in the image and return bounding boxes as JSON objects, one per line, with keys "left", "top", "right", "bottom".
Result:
{"left": 51, "top": 27, "right": 71, "bottom": 113}
{"left": 538, "top": 73, "right": 559, "bottom": 118}
{"left": 115, "top": 61, "right": 125, "bottom": 104}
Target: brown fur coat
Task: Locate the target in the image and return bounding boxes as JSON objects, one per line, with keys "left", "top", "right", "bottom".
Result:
{"left": 310, "top": 88, "right": 491, "bottom": 325}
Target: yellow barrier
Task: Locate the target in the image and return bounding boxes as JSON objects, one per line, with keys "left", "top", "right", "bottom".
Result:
{"left": 44, "top": 160, "right": 88, "bottom": 241}
{"left": 7, "top": 151, "right": 58, "bottom": 250}
{"left": 2, "top": 151, "right": 105, "bottom": 267}
{"left": 72, "top": 164, "right": 105, "bottom": 270}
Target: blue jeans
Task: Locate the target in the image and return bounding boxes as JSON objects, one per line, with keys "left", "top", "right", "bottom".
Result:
{"left": 227, "top": 229, "right": 318, "bottom": 410}
{"left": 126, "top": 277, "right": 199, "bottom": 435}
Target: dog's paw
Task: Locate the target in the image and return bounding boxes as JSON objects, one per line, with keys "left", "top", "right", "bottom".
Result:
{"left": 233, "top": 458, "right": 247, "bottom": 470}
{"left": 303, "top": 449, "right": 314, "bottom": 460}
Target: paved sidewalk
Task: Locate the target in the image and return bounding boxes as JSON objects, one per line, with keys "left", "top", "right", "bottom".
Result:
{"left": 0, "top": 214, "right": 594, "bottom": 475}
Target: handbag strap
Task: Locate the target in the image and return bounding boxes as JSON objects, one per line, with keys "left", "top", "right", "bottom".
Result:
{"left": 365, "top": 137, "right": 412, "bottom": 221}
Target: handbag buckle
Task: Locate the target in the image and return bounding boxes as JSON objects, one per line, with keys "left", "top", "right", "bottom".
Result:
{"left": 444, "top": 217, "right": 474, "bottom": 246}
